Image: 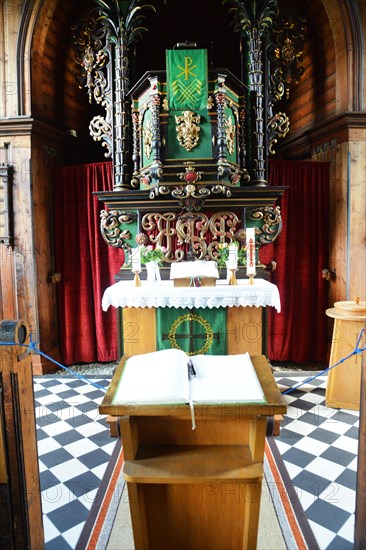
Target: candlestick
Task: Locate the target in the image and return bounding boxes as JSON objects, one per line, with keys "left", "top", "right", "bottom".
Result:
{"left": 228, "top": 268, "right": 238, "bottom": 285}
{"left": 133, "top": 271, "right": 141, "bottom": 287}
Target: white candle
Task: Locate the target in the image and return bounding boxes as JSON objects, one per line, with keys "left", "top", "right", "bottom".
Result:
{"left": 246, "top": 228, "right": 256, "bottom": 276}
{"left": 131, "top": 246, "right": 141, "bottom": 271}
{"left": 227, "top": 244, "right": 238, "bottom": 269}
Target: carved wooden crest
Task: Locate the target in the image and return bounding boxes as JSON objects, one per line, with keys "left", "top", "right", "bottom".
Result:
{"left": 175, "top": 111, "right": 201, "bottom": 151}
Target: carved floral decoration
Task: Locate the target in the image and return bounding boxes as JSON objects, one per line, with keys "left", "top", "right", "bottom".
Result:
{"left": 175, "top": 111, "right": 201, "bottom": 151}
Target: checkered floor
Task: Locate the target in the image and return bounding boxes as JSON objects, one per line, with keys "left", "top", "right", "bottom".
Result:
{"left": 33, "top": 372, "right": 359, "bottom": 549}
{"left": 34, "top": 375, "right": 115, "bottom": 549}
{"left": 275, "top": 373, "right": 359, "bottom": 550}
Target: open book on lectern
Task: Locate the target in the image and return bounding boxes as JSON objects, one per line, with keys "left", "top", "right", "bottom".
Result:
{"left": 112, "top": 348, "right": 266, "bottom": 406}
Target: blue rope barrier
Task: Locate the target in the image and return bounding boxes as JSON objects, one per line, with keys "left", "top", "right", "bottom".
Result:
{"left": 2, "top": 329, "right": 365, "bottom": 397}
{"left": 0, "top": 337, "right": 108, "bottom": 392}
{"left": 281, "top": 328, "right": 366, "bottom": 395}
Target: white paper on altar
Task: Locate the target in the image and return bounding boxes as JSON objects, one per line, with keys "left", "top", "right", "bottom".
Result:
{"left": 101, "top": 278, "right": 281, "bottom": 312}
{"left": 169, "top": 260, "right": 219, "bottom": 280}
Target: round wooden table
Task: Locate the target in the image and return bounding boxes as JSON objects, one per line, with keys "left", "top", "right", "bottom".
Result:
{"left": 325, "top": 300, "right": 366, "bottom": 410}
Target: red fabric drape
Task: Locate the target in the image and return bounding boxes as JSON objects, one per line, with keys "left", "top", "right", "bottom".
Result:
{"left": 261, "top": 160, "right": 330, "bottom": 363}
{"left": 54, "top": 162, "right": 123, "bottom": 365}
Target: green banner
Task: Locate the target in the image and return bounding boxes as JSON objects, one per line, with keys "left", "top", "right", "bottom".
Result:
{"left": 166, "top": 49, "right": 208, "bottom": 110}
{"left": 156, "top": 307, "right": 227, "bottom": 356}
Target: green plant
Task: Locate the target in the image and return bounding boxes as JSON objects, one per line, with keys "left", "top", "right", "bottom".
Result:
{"left": 140, "top": 244, "right": 166, "bottom": 266}
{"left": 238, "top": 246, "right": 247, "bottom": 265}
{"left": 216, "top": 242, "right": 247, "bottom": 267}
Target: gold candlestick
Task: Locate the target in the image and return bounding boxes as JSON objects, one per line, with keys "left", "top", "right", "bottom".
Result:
{"left": 228, "top": 268, "right": 238, "bottom": 285}
{"left": 248, "top": 274, "right": 255, "bottom": 285}
{"left": 133, "top": 270, "right": 141, "bottom": 286}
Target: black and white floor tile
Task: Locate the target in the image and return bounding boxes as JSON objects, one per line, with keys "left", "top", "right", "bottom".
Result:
{"left": 34, "top": 375, "right": 115, "bottom": 549}
{"left": 33, "top": 371, "right": 359, "bottom": 549}
{"left": 275, "top": 374, "right": 358, "bottom": 550}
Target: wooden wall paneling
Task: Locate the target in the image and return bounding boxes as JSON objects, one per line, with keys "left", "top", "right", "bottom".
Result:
{"left": 0, "top": 3, "right": 5, "bottom": 119}
{"left": 330, "top": 143, "right": 348, "bottom": 302}
{"left": 31, "top": 134, "right": 63, "bottom": 373}
{"left": 348, "top": 132, "right": 366, "bottom": 300}
{"left": 31, "top": 0, "right": 95, "bottom": 137}
{"left": 0, "top": 1, "right": 23, "bottom": 119}
{"left": 323, "top": 0, "right": 366, "bottom": 113}
{"left": 279, "top": 0, "right": 336, "bottom": 136}
{"left": 322, "top": 0, "right": 349, "bottom": 112}
{"left": 30, "top": 0, "right": 63, "bottom": 121}
{"left": 0, "top": 130, "right": 55, "bottom": 373}
{"left": 7, "top": 135, "right": 38, "bottom": 347}
{"left": 325, "top": 135, "right": 366, "bottom": 303}
{"left": 311, "top": 145, "right": 338, "bottom": 352}
{"left": 0, "top": 244, "right": 17, "bottom": 320}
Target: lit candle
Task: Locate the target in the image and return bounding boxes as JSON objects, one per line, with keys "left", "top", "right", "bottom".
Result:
{"left": 131, "top": 246, "right": 141, "bottom": 272}
{"left": 246, "top": 228, "right": 256, "bottom": 276}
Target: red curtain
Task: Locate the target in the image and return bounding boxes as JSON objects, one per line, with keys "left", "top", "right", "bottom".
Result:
{"left": 53, "top": 162, "right": 123, "bottom": 365}
{"left": 261, "top": 160, "right": 330, "bottom": 364}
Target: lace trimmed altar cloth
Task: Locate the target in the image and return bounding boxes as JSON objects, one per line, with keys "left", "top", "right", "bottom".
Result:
{"left": 102, "top": 279, "right": 281, "bottom": 312}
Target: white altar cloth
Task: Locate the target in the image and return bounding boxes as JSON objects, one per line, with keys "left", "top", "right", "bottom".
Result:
{"left": 102, "top": 279, "right": 281, "bottom": 312}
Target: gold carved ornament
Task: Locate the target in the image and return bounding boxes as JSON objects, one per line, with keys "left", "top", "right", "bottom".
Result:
{"left": 249, "top": 206, "right": 282, "bottom": 244}
{"left": 100, "top": 209, "right": 135, "bottom": 247}
{"left": 176, "top": 212, "right": 210, "bottom": 259}
{"left": 175, "top": 111, "right": 201, "bottom": 151}
{"left": 139, "top": 211, "right": 241, "bottom": 262}
{"left": 143, "top": 119, "right": 153, "bottom": 159}
{"left": 225, "top": 114, "right": 235, "bottom": 156}
{"left": 141, "top": 212, "right": 177, "bottom": 261}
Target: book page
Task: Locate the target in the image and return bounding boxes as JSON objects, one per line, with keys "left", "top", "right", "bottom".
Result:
{"left": 113, "top": 348, "right": 190, "bottom": 405}
{"left": 190, "top": 353, "right": 266, "bottom": 403}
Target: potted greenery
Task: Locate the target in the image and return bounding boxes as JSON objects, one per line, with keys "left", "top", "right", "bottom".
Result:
{"left": 140, "top": 244, "right": 167, "bottom": 283}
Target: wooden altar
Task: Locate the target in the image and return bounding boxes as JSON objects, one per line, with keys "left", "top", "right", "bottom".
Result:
{"left": 99, "top": 354, "right": 286, "bottom": 550}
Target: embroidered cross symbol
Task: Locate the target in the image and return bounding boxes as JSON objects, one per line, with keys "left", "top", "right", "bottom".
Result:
{"left": 177, "top": 57, "right": 197, "bottom": 80}
{"left": 162, "top": 312, "right": 221, "bottom": 355}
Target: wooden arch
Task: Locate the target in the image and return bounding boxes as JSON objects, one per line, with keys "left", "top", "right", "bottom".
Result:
{"left": 15, "top": 0, "right": 44, "bottom": 115}
{"left": 322, "top": 0, "right": 365, "bottom": 112}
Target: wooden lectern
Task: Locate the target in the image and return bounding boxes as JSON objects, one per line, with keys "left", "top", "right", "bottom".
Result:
{"left": 100, "top": 355, "right": 286, "bottom": 550}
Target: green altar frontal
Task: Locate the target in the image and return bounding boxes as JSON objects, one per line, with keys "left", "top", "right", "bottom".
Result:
{"left": 156, "top": 307, "right": 227, "bottom": 355}
{"left": 118, "top": 304, "right": 264, "bottom": 359}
